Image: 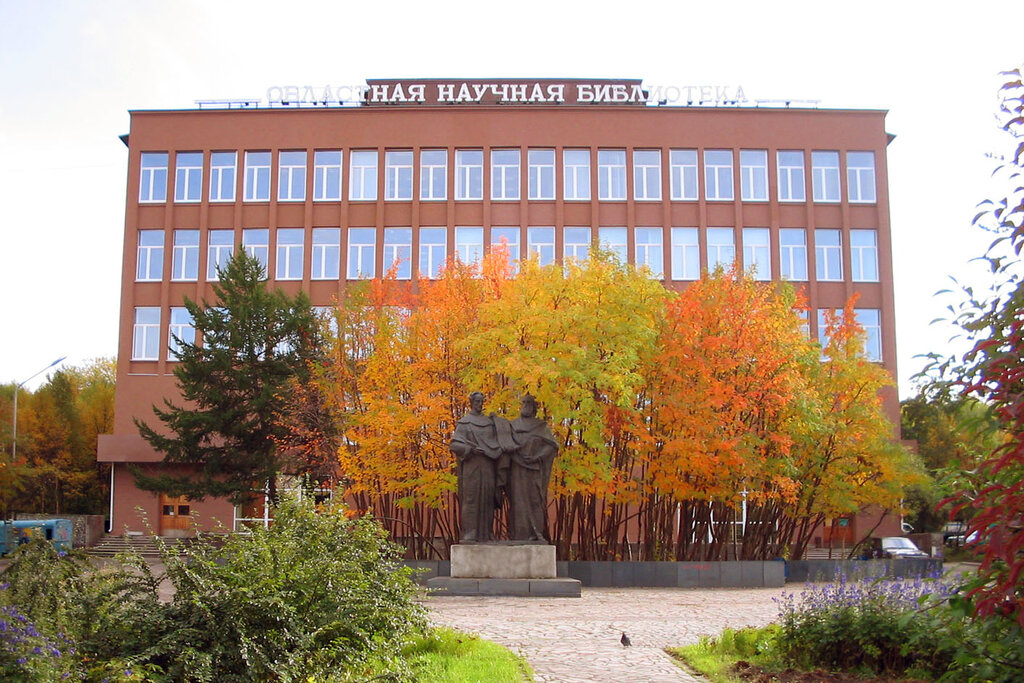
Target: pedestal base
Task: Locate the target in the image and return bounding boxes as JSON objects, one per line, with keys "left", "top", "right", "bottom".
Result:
{"left": 426, "top": 577, "right": 581, "bottom": 597}
{"left": 451, "top": 543, "right": 556, "bottom": 579}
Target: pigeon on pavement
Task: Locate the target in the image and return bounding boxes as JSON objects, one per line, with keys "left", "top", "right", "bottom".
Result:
{"left": 621, "top": 632, "right": 631, "bottom": 647}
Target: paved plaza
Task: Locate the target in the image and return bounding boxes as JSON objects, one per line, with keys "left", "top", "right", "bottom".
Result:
{"left": 426, "top": 586, "right": 788, "bottom": 682}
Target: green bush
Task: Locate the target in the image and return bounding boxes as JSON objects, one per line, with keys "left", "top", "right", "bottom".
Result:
{"left": 775, "top": 571, "right": 957, "bottom": 678}
{"left": 0, "top": 496, "right": 427, "bottom": 681}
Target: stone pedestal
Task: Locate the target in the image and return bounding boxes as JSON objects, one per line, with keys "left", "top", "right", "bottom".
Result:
{"left": 427, "top": 543, "right": 581, "bottom": 597}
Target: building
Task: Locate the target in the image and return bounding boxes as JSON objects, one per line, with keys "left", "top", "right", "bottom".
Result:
{"left": 98, "top": 78, "right": 899, "bottom": 537}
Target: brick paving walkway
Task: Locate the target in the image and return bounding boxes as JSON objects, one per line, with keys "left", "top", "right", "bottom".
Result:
{"left": 425, "top": 586, "right": 787, "bottom": 682}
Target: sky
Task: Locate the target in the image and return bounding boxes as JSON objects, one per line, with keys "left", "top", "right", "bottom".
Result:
{"left": 0, "top": 0, "right": 1020, "bottom": 396}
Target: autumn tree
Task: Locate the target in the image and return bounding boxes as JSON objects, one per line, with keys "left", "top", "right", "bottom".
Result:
{"left": 135, "top": 250, "right": 324, "bottom": 504}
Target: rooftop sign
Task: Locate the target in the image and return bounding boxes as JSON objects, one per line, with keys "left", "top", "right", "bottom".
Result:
{"left": 260, "top": 79, "right": 750, "bottom": 108}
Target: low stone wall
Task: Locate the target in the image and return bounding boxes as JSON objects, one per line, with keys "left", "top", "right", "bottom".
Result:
{"left": 408, "top": 558, "right": 943, "bottom": 588}
{"left": 15, "top": 514, "right": 106, "bottom": 548}
{"left": 786, "top": 558, "right": 943, "bottom": 583}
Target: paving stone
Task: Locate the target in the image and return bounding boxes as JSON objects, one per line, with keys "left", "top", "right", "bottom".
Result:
{"left": 425, "top": 585, "right": 787, "bottom": 681}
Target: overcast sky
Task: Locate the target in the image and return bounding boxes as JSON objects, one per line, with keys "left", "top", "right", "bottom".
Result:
{"left": 0, "top": 0, "right": 1020, "bottom": 396}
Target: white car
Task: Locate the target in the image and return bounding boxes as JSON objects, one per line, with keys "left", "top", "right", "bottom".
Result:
{"left": 879, "top": 537, "right": 929, "bottom": 558}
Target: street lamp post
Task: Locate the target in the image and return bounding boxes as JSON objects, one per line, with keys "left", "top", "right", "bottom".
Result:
{"left": 10, "top": 356, "right": 66, "bottom": 463}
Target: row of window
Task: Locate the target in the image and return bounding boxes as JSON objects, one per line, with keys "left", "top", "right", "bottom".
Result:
{"left": 137, "top": 226, "right": 879, "bottom": 284}
{"left": 139, "top": 148, "right": 877, "bottom": 205}
{"left": 132, "top": 305, "right": 882, "bottom": 362}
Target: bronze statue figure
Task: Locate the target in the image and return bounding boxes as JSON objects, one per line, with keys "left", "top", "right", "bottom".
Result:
{"left": 501, "top": 394, "right": 559, "bottom": 542}
{"left": 450, "top": 392, "right": 559, "bottom": 544}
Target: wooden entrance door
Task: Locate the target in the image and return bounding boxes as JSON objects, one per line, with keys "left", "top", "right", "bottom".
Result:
{"left": 160, "top": 494, "right": 192, "bottom": 535}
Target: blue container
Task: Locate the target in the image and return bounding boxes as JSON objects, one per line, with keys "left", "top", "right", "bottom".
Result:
{"left": 0, "top": 520, "right": 12, "bottom": 556}
{"left": 9, "top": 519, "right": 73, "bottom": 552}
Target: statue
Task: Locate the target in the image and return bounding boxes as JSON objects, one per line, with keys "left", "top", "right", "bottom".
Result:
{"left": 501, "top": 395, "right": 559, "bottom": 542}
{"left": 449, "top": 392, "right": 510, "bottom": 542}
{"left": 449, "top": 392, "right": 559, "bottom": 544}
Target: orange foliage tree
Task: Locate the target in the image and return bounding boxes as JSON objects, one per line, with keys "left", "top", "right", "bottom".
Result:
{"left": 291, "top": 253, "right": 918, "bottom": 560}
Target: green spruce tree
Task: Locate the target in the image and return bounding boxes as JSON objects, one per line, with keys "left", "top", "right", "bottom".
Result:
{"left": 135, "top": 249, "right": 324, "bottom": 503}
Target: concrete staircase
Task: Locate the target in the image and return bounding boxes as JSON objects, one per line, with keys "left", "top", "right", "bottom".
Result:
{"left": 87, "top": 535, "right": 187, "bottom": 558}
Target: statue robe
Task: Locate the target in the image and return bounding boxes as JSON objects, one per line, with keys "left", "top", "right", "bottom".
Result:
{"left": 449, "top": 411, "right": 515, "bottom": 542}
{"left": 503, "top": 416, "right": 558, "bottom": 542}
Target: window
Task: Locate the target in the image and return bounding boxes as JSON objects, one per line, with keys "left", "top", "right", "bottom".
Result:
{"left": 383, "top": 228, "right": 412, "bottom": 279}
{"left": 244, "top": 152, "right": 271, "bottom": 201}
{"left": 420, "top": 149, "right": 447, "bottom": 200}
{"left": 491, "top": 149, "right": 520, "bottom": 200}
{"left": 276, "top": 228, "right": 304, "bottom": 280}
{"left": 635, "top": 228, "right": 664, "bottom": 277}
{"left": 349, "top": 150, "right": 378, "bottom": 201}
{"left": 243, "top": 228, "right": 269, "bottom": 274}
{"left": 847, "top": 152, "right": 876, "bottom": 203}
{"left": 136, "top": 230, "right": 164, "bottom": 281}
{"left": 707, "top": 227, "right": 736, "bottom": 271}
{"left": 742, "top": 227, "right": 771, "bottom": 280}
{"left": 168, "top": 307, "right": 195, "bottom": 360}
{"left": 171, "top": 230, "right": 199, "bottom": 281}
{"left": 207, "top": 230, "right": 234, "bottom": 280}
{"left": 670, "top": 227, "right": 700, "bottom": 280}
{"left": 633, "top": 150, "right": 661, "bottom": 201}
{"left": 812, "top": 151, "right": 840, "bottom": 202}
{"left": 209, "top": 152, "right": 236, "bottom": 202}
{"left": 140, "top": 153, "right": 168, "bottom": 202}
{"left": 174, "top": 152, "right": 202, "bottom": 203}
{"left": 670, "top": 149, "right": 698, "bottom": 200}
{"left": 563, "top": 227, "right": 591, "bottom": 262}
{"left": 313, "top": 150, "right": 342, "bottom": 201}
{"left": 490, "top": 227, "right": 520, "bottom": 270}
{"left": 312, "top": 228, "right": 340, "bottom": 280}
{"left": 598, "top": 149, "right": 627, "bottom": 200}
{"left": 814, "top": 229, "right": 842, "bottom": 280}
{"left": 740, "top": 150, "right": 768, "bottom": 202}
{"left": 850, "top": 229, "right": 879, "bottom": 282}
{"left": 455, "top": 149, "right": 483, "bottom": 200}
{"left": 855, "top": 309, "right": 882, "bottom": 361}
{"left": 419, "top": 227, "right": 446, "bottom": 278}
{"left": 563, "top": 149, "right": 590, "bottom": 200}
{"left": 385, "top": 150, "right": 413, "bottom": 201}
{"left": 347, "top": 228, "right": 376, "bottom": 279}
{"left": 278, "top": 151, "right": 306, "bottom": 202}
{"left": 777, "top": 150, "right": 805, "bottom": 202}
{"left": 528, "top": 149, "right": 555, "bottom": 200}
{"left": 599, "top": 227, "right": 628, "bottom": 264}
{"left": 705, "top": 150, "right": 734, "bottom": 201}
{"left": 132, "top": 307, "right": 160, "bottom": 360}
{"left": 779, "top": 228, "right": 807, "bottom": 281}
{"left": 455, "top": 227, "right": 484, "bottom": 266}
{"left": 528, "top": 227, "right": 555, "bottom": 266}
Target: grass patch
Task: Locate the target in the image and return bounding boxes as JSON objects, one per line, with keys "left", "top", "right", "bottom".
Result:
{"left": 667, "top": 625, "right": 780, "bottom": 683}
{"left": 403, "top": 627, "right": 533, "bottom": 682}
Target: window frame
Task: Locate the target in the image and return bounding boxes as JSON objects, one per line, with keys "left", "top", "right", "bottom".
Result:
{"left": 633, "top": 149, "right": 661, "bottom": 201}
{"left": 850, "top": 229, "right": 879, "bottom": 282}
{"left": 346, "top": 227, "right": 376, "bottom": 279}
{"left": 174, "top": 152, "right": 203, "bottom": 203}
{"left": 383, "top": 227, "right": 413, "bottom": 279}
{"left": 132, "top": 307, "right": 161, "bottom": 361}
{"left": 139, "top": 152, "right": 168, "bottom": 203}
{"left": 598, "top": 149, "right": 627, "bottom": 201}
{"left": 847, "top": 151, "right": 877, "bottom": 203}
{"left": 385, "top": 150, "right": 414, "bottom": 201}
{"left": 209, "top": 151, "right": 237, "bottom": 202}
{"left": 706, "top": 227, "right": 736, "bottom": 271}
{"left": 136, "top": 230, "right": 164, "bottom": 282}
{"left": 777, "top": 150, "right": 806, "bottom": 202}
{"left": 742, "top": 227, "right": 771, "bottom": 280}
{"left": 669, "top": 149, "right": 698, "bottom": 201}
{"left": 563, "top": 227, "right": 591, "bottom": 262}
{"left": 277, "top": 151, "right": 307, "bottom": 202}
{"left": 563, "top": 149, "right": 591, "bottom": 201}
{"left": 167, "top": 307, "right": 196, "bottom": 361}
{"left": 811, "top": 150, "right": 841, "bottom": 203}
{"left": 779, "top": 228, "right": 808, "bottom": 281}
{"left": 419, "top": 149, "right": 448, "bottom": 201}
{"left": 490, "top": 149, "right": 521, "bottom": 201}
{"left": 242, "top": 228, "right": 270, "bottom": 275}
{"left": 275, "top": 228, "right": 304, "bottom": 280}
{"left": 313, "top": 150, "right": 343, "bottom": 201}
{"left": 418, "top": 227, "right": 447, "bottom": 279}
{"left": 704, "top": 149, "right": 734, "bottom": 201}
{"left": 171, "top": 229, "right": 200, "bottom": 281}
{"left": 670, "top": 227, "right": 700, "bottom": 281}
{"left": 455, "top": 149, "right": 484, "bottom": 201}
{"left": 739, "top": 149, "right": 768, "bottom": 202}
{"left": 814, "top": 228, "right": 843, "bottom": 281}
{"left": 527, "top": 226, "right": 556, "bottom": 266}
{"left": 206, "top": 229, "right": 234, "bottom": 281}
{"left": 455, "top": 226, "right": 485, "bottom": 267}
{"left": 634, "top": 227, "right": 664, "bottom": 278}
{"left": 311, "top": 228, "right": 341, "bottom": 280}
{"left": 243, "top": 151, "right": 272, "bottom": 202}
{"left": 528, "top": 148, "right": 555, "bottom": 200}
{"left": 349, "top": 150, "right": 378, "bottom": 202}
